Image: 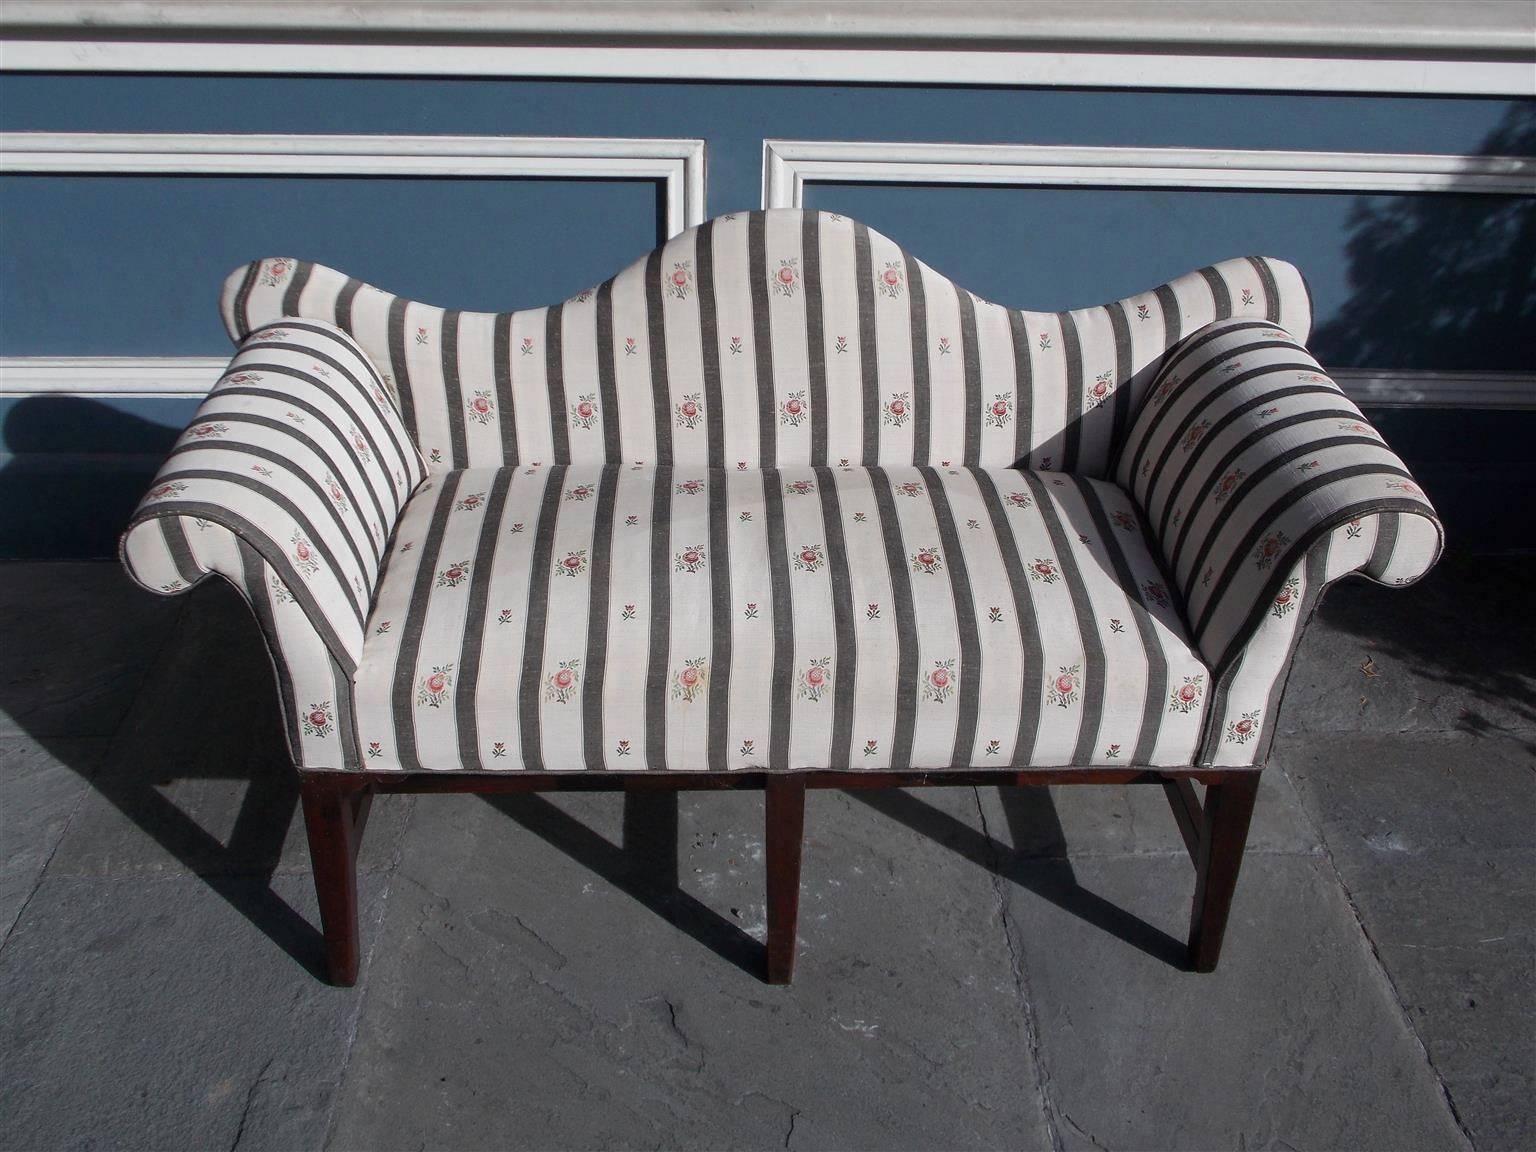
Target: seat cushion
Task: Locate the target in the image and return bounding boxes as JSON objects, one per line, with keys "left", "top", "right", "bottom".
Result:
{"left": 353, "top": 465, "right": 1210, "bottom": 772}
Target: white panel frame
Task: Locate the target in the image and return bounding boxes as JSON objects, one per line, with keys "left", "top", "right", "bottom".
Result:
{"left": 760, "top": 138, "right": 1536, "bottom": 410}
{"left": 0, "top": 130, "right": 705, "bottom": 402}
{"left": 0, "top": 131, "right": 707, "bottom": 236}
{"left": 762, "top": 139, "right": 1536, "bottom": 207}
{"left": 0, "top": 40, "right": 1531, "bottom": 96}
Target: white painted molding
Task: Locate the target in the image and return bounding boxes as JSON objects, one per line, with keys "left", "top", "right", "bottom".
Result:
{"left": 0, "top": 40, "right": 1529, "bottom": 97}
{"left": 762, "top": 140, "right": 1536, "bottom": 207}
{"left": 0, "top": 357, "right": 229, "bottom": 400}
{"left": 3, "top": 357, "right": 1531, "bottom": 411}
{"left": 5, "top": 3, "right": 1532, "bottom": 54}
{"left": 0, "top": 132, "right": 708, "bottom": 236}
{"left": 1329, "top": 370, "right": 1536, "bottom": 410}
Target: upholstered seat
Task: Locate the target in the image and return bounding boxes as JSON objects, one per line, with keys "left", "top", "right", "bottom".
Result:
{"left": 354, "top": 464, "right": 1208, "bottom": 773}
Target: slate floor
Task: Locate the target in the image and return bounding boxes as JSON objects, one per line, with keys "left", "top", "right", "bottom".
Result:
{"left": 0, "top": 555, "right": 1531, "bottom": 1151}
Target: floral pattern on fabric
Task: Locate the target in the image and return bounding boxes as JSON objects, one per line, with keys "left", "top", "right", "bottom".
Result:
{"left": 1169, "top": 674, "right": 1204, "bottom": 714}
{"left": 546, "top": 660, "right": 580, "bottom": 704}
{"left": 923, "top": 659, "right": 957, "bottom": 703}
{"left": 1226, "top": 711, "right": 1261, "bottom": 745}
{"left": 571, "top": 394, "right": 599, "bottom": 430}
{"left": 773, "top": 259, "right": 800, "bottom": 298}
{"left": 910, "top": 546, "right": 943, "bottom": 574}
{"left": 799, "top": 657, "right": 833, "bottom": 702}
{"left": 302, "top": 701, "right": 334, "bottom": 738}
{"left": 985, "top": 393, "right": 1013, "bottom": 428}
{"left": 1047, "top": 665, "right": 1081, "bottom": 708}
{"left": 672, "top": 657, "right": 708, "bottom": 703}
{"left": 418, "top": 664, "right": 454, "bottom": 708}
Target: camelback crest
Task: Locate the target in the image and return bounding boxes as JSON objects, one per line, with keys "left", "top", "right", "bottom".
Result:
{"left": 223, "top": 209, "right": 1311, "bottom": 478}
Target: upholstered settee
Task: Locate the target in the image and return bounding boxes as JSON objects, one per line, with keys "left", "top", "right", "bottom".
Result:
{"left": 121, "top": 210, "right": 1441, "bottom": 986}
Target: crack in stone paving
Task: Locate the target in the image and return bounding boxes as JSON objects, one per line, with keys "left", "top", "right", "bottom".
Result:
{"left": 972, "top": 786, "right": 1065, "bottom": 1152}
{"left": 1281, "top": 769, "right": 1478, "bottom": 1151}
{"left": 229, "top": 1055, "right": 276, "bottom": 1152}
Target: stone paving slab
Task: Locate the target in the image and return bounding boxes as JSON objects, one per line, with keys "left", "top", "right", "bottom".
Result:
{"left": 1282, "top": 554, "right": 1536, "bottom": 739}
{"left": 1000, "top": 852, "right": 1471, "bottom": 1152}
{"left": 329, "top": 787, "right": 1053, "bottom": 1151}
{"left": 1282, "top": 731, "right": 1536, "bottom": 1151}
{"left": 0, "top": 736, "right": 105, "bottom": 944}
{"left": 45, "top": 580, "right": 414, "bottom": 880}
{"left": 0, "top": 871, "right": 390, "bottom": 1152}
{"left": 0, "top": 561, "right": 181, "bottom": 740}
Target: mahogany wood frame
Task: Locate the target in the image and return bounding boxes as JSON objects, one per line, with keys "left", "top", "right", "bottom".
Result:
{"left": 299, "top": 767, "right": 1260, "bottom": 987}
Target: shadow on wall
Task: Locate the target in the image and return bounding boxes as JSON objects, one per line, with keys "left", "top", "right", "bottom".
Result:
{"left": 0, "top": 396, "right": 176, "bottom": 558}
{"left": 1311, "top": 102, "right": 1536, "bottom": 373}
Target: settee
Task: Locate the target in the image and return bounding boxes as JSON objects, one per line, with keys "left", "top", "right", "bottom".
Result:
{"left": 121, "top": 210, "right": 1441, "bottom": 985}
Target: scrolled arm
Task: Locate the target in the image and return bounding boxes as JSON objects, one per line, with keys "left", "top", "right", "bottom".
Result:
{"left": 1114, "top": 318, "right": 1442, "bottom": 764}
{"left": 120, "top": 318, "right": 427, "bottom": 766}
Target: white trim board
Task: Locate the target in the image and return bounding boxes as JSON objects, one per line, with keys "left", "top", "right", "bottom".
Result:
{"left": 4, "top": 3, "right": 1529, "bottom": 54}
{"left": 0, "top": 40, "right": 1530, "bottom": 97}
{"left": 0, "top": 132, "right": 708, "bottom": 237}
{"left": 2, "top": 357, "right": 1530, "bottom": 411}
{"left": 762, "top": 140, "right": 1536, "bottom": 206}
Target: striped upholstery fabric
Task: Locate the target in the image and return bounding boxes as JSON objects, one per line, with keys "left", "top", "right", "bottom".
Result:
{"left": 354, "top": 465, "right": 1208, "bottom": 772}
{"left": 121, "top": 209, "right": 1439, "bottom": 772}
{"left": 1117, "top": 318, "right": 1442, "bottom": 764}
{"left": 222, "top": 210, "right": 1309, "bottom": 476}
{"left": 121, "top": 320, "right": 427, "bottom": 766}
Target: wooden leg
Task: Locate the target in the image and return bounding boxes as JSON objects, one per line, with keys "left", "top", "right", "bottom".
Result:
{"left": 300, "top": 775, "right": 371, "bottom": 987}
{"left": 764, "top": 776, "right": 807, "bottom": 985}
{"left": 1188, "top": 773, "right": 1261, "bottom": 973}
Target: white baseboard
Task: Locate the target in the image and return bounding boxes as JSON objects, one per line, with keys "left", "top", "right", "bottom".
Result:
{"left": 2, "top": 357, "right": 1529, "bottom": 410}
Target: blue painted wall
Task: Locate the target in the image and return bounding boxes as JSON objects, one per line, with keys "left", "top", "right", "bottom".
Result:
{"left": 1, "top": 75, "right": 1531, "bottom": 555}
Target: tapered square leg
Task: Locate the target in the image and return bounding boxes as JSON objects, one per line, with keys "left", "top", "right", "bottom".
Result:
{"left": 300, "top": 775, "right": 372, "bottom": 987}
{"left": 765, "top": 776, "right": 807, "bottom": 985}
{"left": 1188, "top": 773, "right": 1260, "bottom": 973}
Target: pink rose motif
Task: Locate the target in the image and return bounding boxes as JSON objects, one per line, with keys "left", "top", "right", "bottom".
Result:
{"left": 992, "top": 401, "right": 1008, "bottom": 418}
{"left": 1091, "top": 381, "right": 1109, "bottom": 399}
{"left": 562, "top": 556, "right": 582, "bottom": 572}
{"left": 683, "top": 549, "right": 701, "bottom": 565}
{"left": 930, "top": 667, "right": 950, "bottom": 690}
{"left": 784, "top": 397, "right": 803, "bottom": 417}
{"left": 1274, "top": 586, "right": 1294, "bottom": 608}
{"left": 1261, "top": 538, "right": 1282, "bottom": 560}
{"left": 806, "top": 666, "right": 825, "bottom": 687}
{"left": 353, "top": 432, "right": 368, "bottom": 454}
{"left": 443, "top": 565, "right": 464, "bottom": 582}
{"left": 308, "top": 708, "right": 328, "bottom": 729}
{"left": 883, "top": 269, "right": 900, "bottom": 287}
{"left": 1056, "top": 672, "right": 1076, "bottom": 695}
{"left": 680, "top": 666, "right": 700, "bottom": 688}
{"left": 680, "top": 399, "right": 699, "bottom": 419}
{"left": 917, "top": 550, "right": 936, "bottom": 567}
{"left": 672, "top": 268, "right": 688, "bottom": 288}
{"left": 800, "top": 549, "right": 818, "bottom": 566}
{"left": 1033, "top": 561, "right": 1054, "bottom": 578}
{"left": 553, "top": 668, "right": 574, "bottom": 690}
{"left": 1176, "top": 683, "right": 1200, "bottom": 705}
{"left": 1234, "top": 718, "right": 1254, "bottom": 737}
{"left": 426, "top": 671, "right": 447, "bottom": 694}
{"left": 471, "top": 396, "right": 491, "bottom": 416}
{"left": 576, "top": 400, "right": 594, "bottom": 419}
{"left": 889, "top": 399, "right": 906, "bottom": 417}
{"left": 778, "top": 267, "right": 796, "bottom": 286}
{"left": 295, "top": 540, "right": 312, "bottom": 563}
